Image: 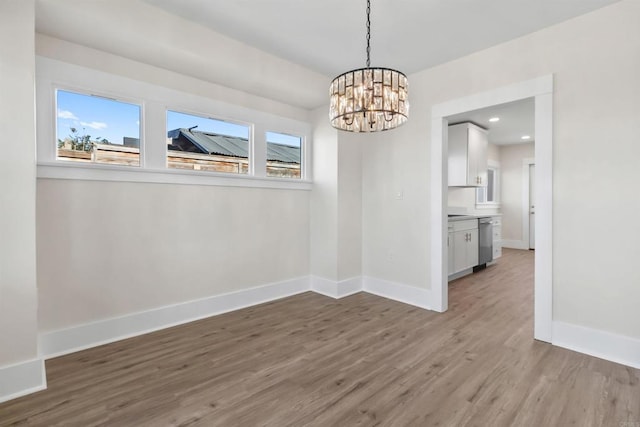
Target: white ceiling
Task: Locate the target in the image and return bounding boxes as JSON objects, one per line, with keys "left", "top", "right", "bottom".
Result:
{"left": 447, "top": 98, "right": 534, "bottom": 145}
{"left": 34, "top": 0, "right": 621, "bottom": 109}
{"left": 143, "top": 0, "right": 620, "bottom": 77}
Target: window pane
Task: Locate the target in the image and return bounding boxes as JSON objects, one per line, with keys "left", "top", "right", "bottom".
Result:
{"left": 166, "top": 111, "right": 250, "bottom": 174}
{"left": 56, "top": 90, "right": 141, "bottom": 166}
{"left": 476, "top": 186, "right": 486, "bottom": 204}
{"left": 487, "top": 169, "right": 495, "bottom": 201}
{"left": 265, "top": 131, "right": 302, "bottom": 179}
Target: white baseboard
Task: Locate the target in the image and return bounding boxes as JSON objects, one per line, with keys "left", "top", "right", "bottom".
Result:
{"left": 448, "top": 268, "right": 473, "bottom": 282}
{"left": 26, "top": 275, "right": 640, "bottom": 405}
{"left": 40, "top": 276, "right": 310, "bottom": 359}
{"left": 363, "top": 276, "right": 431, "bottom": 310}
{"left": 501, "top": 239, "right": 529, "bottom": 250}
{"left": 0, "top": 358, "right": 47, "bottom": 404}
{"left": 337, "top": 277, "right": 364, "bottom": 297}
{"left": 310, "top": 276, "right": 340, "bottom": 298}
{"left": 41, "top": 274, "right": 430, "bottom": 361}
{"left": 552, "top": 321, "right": 640, "bottom": 369}
{"left": 311, "top": 275, "right": 362, "bottom": 299}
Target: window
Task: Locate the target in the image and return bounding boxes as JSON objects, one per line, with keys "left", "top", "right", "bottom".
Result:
{"left": 265, "top": 132, "right": 302, "bottom": 179}
{"left": 56, "top": 89, "right": 141, "bottom": 166}
{"left": 166, "top": 111, "right": 250, "bottom": 175}
{"left": 40, "top": 58, "right": 312, "bottom": 189}
{"left": 476, "top": 164, "right": 500, "bottom": 205}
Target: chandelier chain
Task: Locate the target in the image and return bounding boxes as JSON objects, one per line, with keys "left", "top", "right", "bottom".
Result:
{"left": 366, "top": 0, "right": 371, "bottom": 68}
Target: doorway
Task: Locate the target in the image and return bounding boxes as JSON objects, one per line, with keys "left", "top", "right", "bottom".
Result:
{"left": 430, "top": 76, "right": 553, "bottom": 343}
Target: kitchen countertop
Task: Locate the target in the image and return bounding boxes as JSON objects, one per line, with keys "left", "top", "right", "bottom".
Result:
{"left": 447, "top": 213, "right": 501, "bottom": 222}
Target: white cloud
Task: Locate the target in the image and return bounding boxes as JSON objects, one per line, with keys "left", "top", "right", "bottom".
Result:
{"left": 80, "top": 121, "right": 108, "bottom": 130}
{"left": 57, "top": 109, "right": 78, "bottom": 120}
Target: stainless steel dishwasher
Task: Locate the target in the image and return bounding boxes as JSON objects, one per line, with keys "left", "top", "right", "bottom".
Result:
{"left": 478, "top": 217, "right": 493, "bottom": 266}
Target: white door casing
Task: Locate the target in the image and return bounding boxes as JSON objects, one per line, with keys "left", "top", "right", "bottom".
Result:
{"left": 430, "top": 75, "right": 553, "bottom": 343}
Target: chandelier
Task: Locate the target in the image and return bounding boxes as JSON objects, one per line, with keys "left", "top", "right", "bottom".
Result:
{"left": 329, "top": 0, "right": 409, "bottom": 132}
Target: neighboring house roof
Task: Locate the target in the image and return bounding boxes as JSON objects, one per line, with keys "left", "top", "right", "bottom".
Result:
{"left": 168, "top": 128, "right": 300, "bottom": 164}
{"left": 266, "top": 141, "right": 300, "bottom": 163}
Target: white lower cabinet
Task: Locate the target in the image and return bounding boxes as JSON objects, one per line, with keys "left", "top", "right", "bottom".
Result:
{"left": 449, "top": 219, "right": 479, "bottom": 276}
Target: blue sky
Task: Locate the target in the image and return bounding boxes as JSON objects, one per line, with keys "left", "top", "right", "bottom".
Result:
{"left": 57, "top": 90, "right": 301, "bottom": 147}
{"left": 266, "top": 131, "right": 301, "bottom": 148}
{"left": 57, "top": 90, "right": 140, "bottom": 144}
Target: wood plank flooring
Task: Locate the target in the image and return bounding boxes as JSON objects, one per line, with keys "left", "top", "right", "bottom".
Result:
{"left": 1, "top": 249, "right": 639, "bottom": 426}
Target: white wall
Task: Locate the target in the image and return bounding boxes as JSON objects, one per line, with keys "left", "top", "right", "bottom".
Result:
{"left": 309, "top": 109, "right": 363, "bottom": 284}
{"left": 37, "top": 180, "right": 310, "bottom": 331}
{"left": 500, "top": 143, "right": 535, "bottom": 244}
{"left": 310, "top": 107, "right": 339, "bottom": 280}
{"left": 337, "top": 132, "right": 363, "bottom": 281}
{"left": 35, "top": 0, "right": 328, "bottom": 109}
{"left": 36, "top": 34, "right": 310, "bottom": 124}
{"left": 35, "top": 37, "right": 313, "bottom": 332}
{"left": 0, "top": 0, "right": 39, "bottom": 366}
{"left": 488, "top": 142, "right": 500, "bottom": 162}
{"left": 446, "top": 188, "right": 473, "bottom": 210}
{"left": 0, "top": 0, "right": 46, "bottom": 403}
{"left": 362, "top": 128, "right": 429, "bottom": 288}
{"left": 362, "top": 0, "right": 640, "bottom": 339}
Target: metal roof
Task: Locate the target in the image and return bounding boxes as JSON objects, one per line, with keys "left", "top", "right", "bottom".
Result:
{"left": 169, "top": 128, "right": 300, "bottom": 163}
{"left": 266, "top": 140, "right": 300, "bottom": 163}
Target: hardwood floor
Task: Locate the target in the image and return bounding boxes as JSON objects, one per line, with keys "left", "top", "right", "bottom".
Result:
{"left": 1, "top": 249, "right": 639, "bottom": 426}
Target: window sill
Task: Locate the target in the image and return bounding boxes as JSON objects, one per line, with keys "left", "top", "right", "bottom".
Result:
{"left": 37, "top": 162, "right": 312, "bottom": 190}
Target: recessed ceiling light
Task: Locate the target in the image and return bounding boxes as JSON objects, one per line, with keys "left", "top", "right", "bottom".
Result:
{"left": 489, "top": 117, "right": 500, "bottom": 122}
{"left": 521, "top": 135, "right": 531, "bottom": 140}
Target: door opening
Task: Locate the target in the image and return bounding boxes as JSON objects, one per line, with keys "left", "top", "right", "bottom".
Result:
{"left": 430, "top": 75, "right": 553, "bottom": 342}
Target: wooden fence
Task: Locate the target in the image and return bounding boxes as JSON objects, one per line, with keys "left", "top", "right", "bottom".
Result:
{"left": 57, "top": 144, "right": 300, "bottom": 178}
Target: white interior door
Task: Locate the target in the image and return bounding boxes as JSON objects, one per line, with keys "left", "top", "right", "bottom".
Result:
{"left": 529, "top": 164, "right": 535, "bottom": 249}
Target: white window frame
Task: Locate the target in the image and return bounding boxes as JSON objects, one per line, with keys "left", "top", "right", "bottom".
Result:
{"left": 35, "top": 57, "right": 312, "bottom": 190}
{"left": 476, "top": 160, "right": 500, "bottom": 208}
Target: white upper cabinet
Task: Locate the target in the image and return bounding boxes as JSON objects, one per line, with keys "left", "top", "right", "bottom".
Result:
{"left": 448, "top": 122, "right": 488, "bottom": 187}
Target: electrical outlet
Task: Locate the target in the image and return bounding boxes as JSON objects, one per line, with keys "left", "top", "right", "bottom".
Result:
{"left": 395, "top": 190, "right": 404, "bottom": 200}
